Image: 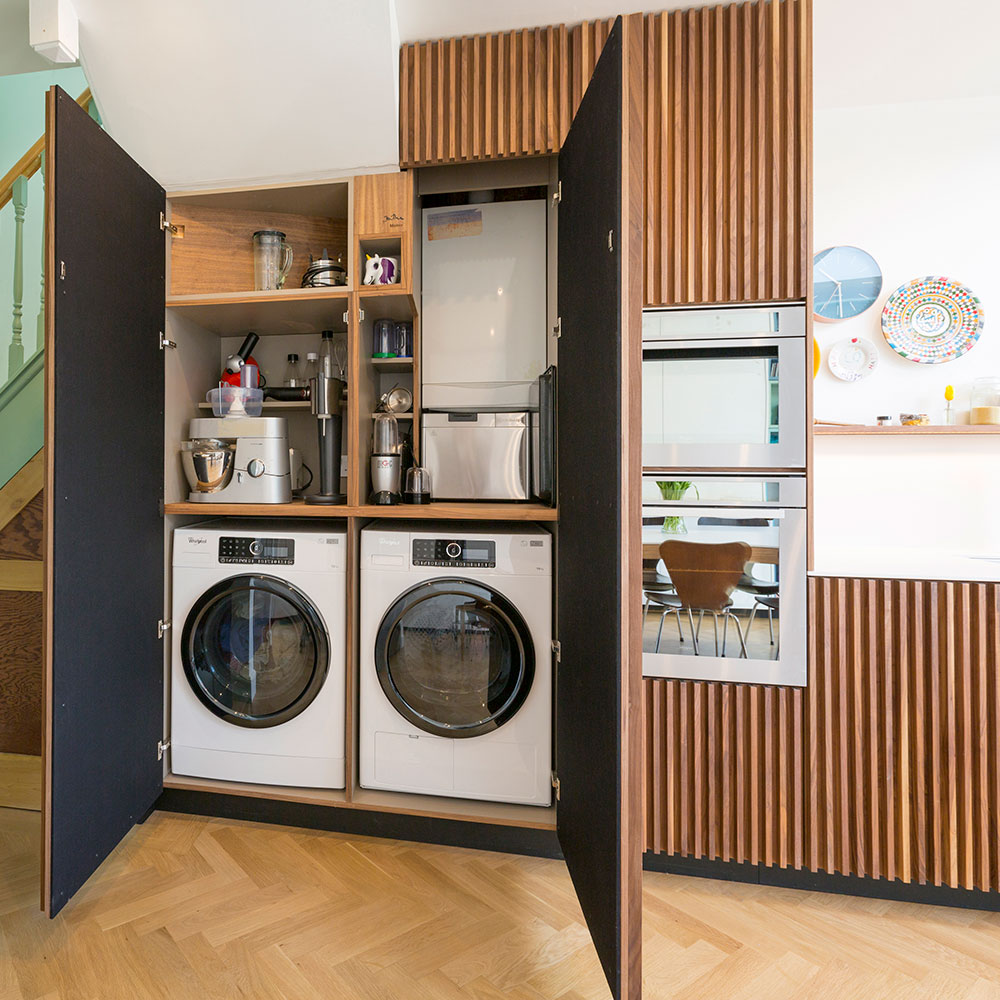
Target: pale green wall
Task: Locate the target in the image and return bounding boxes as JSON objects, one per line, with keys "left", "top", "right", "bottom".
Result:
{"left": 0, "top": 66, "right": 89, "bottom": 387}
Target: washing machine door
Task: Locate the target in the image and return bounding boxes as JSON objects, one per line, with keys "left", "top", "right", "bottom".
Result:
{"left": 375, "top": 577, "right": 535, "bottom": 738}
{"left": 181, "top": 574, "right": 330, "bottom": 728}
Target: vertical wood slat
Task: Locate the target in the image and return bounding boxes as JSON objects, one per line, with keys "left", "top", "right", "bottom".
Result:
{"left": 398, "top": 0, "right": 809, "bottom": 304}
{"left": 644, "top": 575, "right": 1000, "bottom": 891}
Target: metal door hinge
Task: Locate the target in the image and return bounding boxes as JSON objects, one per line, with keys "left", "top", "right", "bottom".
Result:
{"left": 343, "top": 310, "right": 349, "bottom": 324}
{"left": 607, "top": 229, "right": 614, "bottom": 252}
{"left": 551, "top": 639, "right": 561, "bottom": 663}
{"left": 59, "top": 261, "right": 65, "bottom": 280}
{"left": 552, "top": 317, "right": 562, "bottom": 339}
{"left": 157, "top": 619, "right": 171, "bottom": 639}
{"left": 159, "top": 331, "right": 177, "bottom": 350}
{"left": 359, "top": 307, "right": 365, "bottom": 322}
{"left": 157, "top": 739, "right": 171, "bottom": 761}
{"left": 552, "top": 181, "right": 562, "bottom": 206}
{"left": 159, "top": 212, "right": 184, "bottom": 238}
{"left": 551, "top": 772, "right": 561, "bottom": 800}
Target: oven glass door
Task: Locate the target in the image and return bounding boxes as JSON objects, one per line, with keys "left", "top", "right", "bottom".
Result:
{"left": 640, "top": 490, "right": 806, "bottom": 686}
{"left": 642, "top": 337, "right": 806, "bottom": 469}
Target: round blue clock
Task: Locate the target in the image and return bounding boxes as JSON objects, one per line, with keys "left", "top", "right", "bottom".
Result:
{"left": 813, "top": 246, "right": 883, "bottom": 322}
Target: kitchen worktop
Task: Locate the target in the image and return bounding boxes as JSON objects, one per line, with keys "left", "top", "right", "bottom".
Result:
{"left": 810, "top": 545, "right": 1000, "bottom": 583}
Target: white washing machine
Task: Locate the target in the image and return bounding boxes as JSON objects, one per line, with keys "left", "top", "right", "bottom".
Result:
{"left": 171, "top": 520, "right": 347, "bottom": 788}
{"left": 360, "top": 523, "right": 552, "bottom": 806}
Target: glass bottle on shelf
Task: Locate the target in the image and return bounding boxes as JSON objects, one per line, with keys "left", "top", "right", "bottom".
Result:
{"left": 319, "top": 330, "right": 336, "bottom": 377}
{"left": 304, "top": 352, "right": 319, "bottom": 383}
{"left": 283, "top": 353, "right": 302, "bottom": 386}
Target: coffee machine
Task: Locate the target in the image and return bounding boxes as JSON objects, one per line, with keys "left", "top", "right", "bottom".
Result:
{"left": 181, "top": 417, "right": 291, "bottom": 503}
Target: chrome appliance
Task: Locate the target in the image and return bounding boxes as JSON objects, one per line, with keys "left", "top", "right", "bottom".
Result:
{"left": 181, "top": 417, "right": 291, "bottom": 503}
{"left": 640, "top": 473, "right": 806, "bottom": 686}
{"left": 642, "top": 304, "right": 806, "bottom": 470}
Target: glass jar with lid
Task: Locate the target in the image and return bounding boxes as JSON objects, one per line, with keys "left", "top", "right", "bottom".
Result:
{"left": 970, "top": 378, "right": 1000, "bottom": 425}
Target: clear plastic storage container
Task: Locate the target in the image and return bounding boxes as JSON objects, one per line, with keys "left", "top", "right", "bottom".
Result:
{"left": 206, "top": 385, "right": 264, "bottom": 417}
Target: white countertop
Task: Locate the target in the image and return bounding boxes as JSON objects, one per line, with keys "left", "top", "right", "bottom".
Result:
{"left": 810, "top": 546, "right": 1000, "bottom": 583}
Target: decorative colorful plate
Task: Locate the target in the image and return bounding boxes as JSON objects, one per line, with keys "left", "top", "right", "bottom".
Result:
{"left": 881, "top": 276, "right": 984, "bottom": 364}
{"left": 828, "top": 337, "right": 879, "bottom": 382}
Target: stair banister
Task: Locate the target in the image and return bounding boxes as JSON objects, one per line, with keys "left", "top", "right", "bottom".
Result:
{"left": 9, "top": 175, "right": 27, "bottom": 378}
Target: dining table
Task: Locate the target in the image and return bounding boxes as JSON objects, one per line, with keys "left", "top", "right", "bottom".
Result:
{"left": 642, "top": 521, "right": 780, "bottom": 565}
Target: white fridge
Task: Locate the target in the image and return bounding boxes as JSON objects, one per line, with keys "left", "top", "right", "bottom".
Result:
{"left": 420, "top": 199, "right": 548, "bottom": 410}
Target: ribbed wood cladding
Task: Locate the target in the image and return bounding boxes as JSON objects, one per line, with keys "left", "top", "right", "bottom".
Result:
{"left": 399, "top": 1, "right": 811, "bottom": 304}
{"left": 645, "top": 576, "right": 1000, "bottom": 892}
{"left": 399, "top": 20, "right": 613, "bottom": 167}
{"left": 642, "top": 0, "right": 811, "bottom": 304}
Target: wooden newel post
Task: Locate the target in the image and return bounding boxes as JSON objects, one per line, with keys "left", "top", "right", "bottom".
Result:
{"left": 9, "top": 174, "right": 28, "bottom": 378}
{"left": 38, "top": 150, "right": 45, "bottom": 355}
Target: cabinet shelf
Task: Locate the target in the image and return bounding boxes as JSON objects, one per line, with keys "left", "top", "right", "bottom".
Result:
{"left": 369, "top": 357, "right": 414, "bottom": 370}
{"left": 164, "top": 500, "right": 558, "bottom": 521}
{"left": 162, "top": 774, "right": 557, "bottom": 829}
{"left": 814, "top": 424, "right": 1000, "bottom": 435}
{"left": 165, "top": 287, "right": 351, "bottom": 337}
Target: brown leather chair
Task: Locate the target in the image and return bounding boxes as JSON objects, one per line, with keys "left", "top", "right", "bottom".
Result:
{"left": 658, "top": 539, "right": 751, "bottom": 657}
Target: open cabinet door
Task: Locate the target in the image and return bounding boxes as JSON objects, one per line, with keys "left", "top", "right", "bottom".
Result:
{"left": 42, "top": 87, "right": 166, "bottom": 916}
{"left": 555, "top": 16, "right": 644, "bottom": 1000}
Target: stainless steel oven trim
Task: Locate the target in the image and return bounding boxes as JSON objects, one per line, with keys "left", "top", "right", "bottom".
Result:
{"left": 641, "top": 474, "right": 807, "bottom": 508}
{"left": 642, "top": 303, "right": 806, "bottom": 340}
{"left": 641, "top": 335, "right": 807, "bottom": 470}
{"left": 641, "top": 504, "right": 807, "bottom": 687}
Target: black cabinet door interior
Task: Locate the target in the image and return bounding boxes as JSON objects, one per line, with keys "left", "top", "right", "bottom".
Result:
{"left": 43, "top": 86, "right": 165, "bottom": 916}
{"left": 555, "top": 16, "right": 643, "bottom": 1000}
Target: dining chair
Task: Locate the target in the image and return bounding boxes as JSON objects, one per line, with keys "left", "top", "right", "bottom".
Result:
{"left": 657, "top": 539, "right": 752, "bottom": 657}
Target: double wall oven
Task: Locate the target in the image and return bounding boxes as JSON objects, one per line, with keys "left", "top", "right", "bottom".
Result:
{"left": 641, "top": 303, "right": 808, "bottom": 687}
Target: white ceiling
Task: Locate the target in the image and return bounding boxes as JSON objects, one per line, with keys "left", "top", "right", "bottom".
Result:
{"left": 70, "top": 0, "right": 402, "bottom": 191}
{"left": 2, "top": 0, "right": 999, "bottom": 189}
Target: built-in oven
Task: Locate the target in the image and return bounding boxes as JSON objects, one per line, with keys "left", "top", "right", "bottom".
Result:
{"left": 640, "top": 473, "right": 806, "bottom": 686}
{"left": 642, "top": 303, "right": 807, "bottom": 470}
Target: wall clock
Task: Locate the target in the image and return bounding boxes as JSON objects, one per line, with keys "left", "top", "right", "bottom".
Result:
{"left": 813, "top": 246, "right": 883, "bottom": 322}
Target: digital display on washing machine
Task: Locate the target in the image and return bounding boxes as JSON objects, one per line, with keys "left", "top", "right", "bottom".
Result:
{"left": 411, "top": 538, "right": 496, "bottom": 568}
{"left": 218, "top": 537, "right": 295, "bottom": 565}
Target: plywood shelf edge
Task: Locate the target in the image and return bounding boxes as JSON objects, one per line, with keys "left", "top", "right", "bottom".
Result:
{"left": 814, "top": 424, "right": 1000, "bottom": 435}
{"left": 163, "top": 501, "right": 558, "bottom": 521}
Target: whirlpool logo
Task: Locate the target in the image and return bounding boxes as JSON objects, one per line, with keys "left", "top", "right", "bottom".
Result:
{"left": 187, "top": 536, "right": 208, "bottom": 545}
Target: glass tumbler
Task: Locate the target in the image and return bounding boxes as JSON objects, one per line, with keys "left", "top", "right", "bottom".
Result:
{"left": 253, "top": 230, "right": 293, "bottom": 290}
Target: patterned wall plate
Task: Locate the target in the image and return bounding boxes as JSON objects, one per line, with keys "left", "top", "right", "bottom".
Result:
{"left": 881, "top": 276, "right": 985, "bottom": 364}
{"left": 828, "top": 337, "right": 879, "bottom": 382}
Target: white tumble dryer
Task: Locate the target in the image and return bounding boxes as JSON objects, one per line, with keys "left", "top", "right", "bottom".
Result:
{"left": 171, "top": 520, "right": 347, "bottom": 788}
{"left": 360, "top": 523, "right": 552, "bottom": 806}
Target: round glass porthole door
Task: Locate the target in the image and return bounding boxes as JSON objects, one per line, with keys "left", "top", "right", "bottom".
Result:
{"left": 375, "top": 578, "right": 535, "bottom": 738}
{"left": 181, "top": 575, "right": 329, "bottom": 728}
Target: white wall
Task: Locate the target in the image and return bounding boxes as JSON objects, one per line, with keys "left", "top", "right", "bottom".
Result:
{"left": 812, "top": 95, "right": 1000, "bottom": 569}
{"left": 813, "top": 96, "right": 1000, "bottom": 426}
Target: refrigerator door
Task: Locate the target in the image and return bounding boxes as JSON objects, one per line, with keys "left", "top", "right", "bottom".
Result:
{"left": 422, "top": 412, "right": 530, "bottom": 500}
{"left": 421, "top": 200, "right": 548, "bottom": 410}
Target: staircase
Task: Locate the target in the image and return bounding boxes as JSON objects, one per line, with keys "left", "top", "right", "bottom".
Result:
{"left": 0, "top": 88, "right": 95, "bottom": 764}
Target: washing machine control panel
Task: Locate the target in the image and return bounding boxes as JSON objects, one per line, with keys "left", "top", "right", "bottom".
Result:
{"left": 412, "top": 538, "right": 496, "bottom": 568}
{"left": 218, "top": 536, "right": 295, "bottom": 565}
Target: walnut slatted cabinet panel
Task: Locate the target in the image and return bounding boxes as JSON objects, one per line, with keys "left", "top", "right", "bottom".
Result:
{"left": 644, "top": 577, "right": 1000, "bottom": 893}
{"left": 399, "top": 0, "right": 811, "bottom": 305}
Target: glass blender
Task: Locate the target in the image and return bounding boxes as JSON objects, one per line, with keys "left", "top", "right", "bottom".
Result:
{"left": 371, "top": 413, "right": 402, "bottom": 504}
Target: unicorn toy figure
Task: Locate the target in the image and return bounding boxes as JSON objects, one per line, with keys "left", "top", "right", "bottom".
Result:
{"left": 362, "top": 253, "right": 399, "bottom": 285}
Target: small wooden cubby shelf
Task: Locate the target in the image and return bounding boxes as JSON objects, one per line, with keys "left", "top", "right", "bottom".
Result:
{"left": 164, "top": 501, "right": 559, "bottom": 521}
{"left": 814, "top": 425, "right": 1000, "bottom": 435}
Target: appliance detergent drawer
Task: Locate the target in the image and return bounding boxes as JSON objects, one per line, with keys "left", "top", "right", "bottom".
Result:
{"left": 374, "top": 731, "right": 454, "bottom": 790}
{"left": 454, "top": 741, "right": 540, "bottom": 801}
{"left": 422, "top": 416, "right": 530, "bottom": 501}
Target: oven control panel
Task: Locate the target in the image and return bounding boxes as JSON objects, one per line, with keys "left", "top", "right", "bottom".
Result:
{"left": 218, "top": 537, "right": 295, "bottom": 565}
{"left": 412, "top": 538, "right": 496, "bottom": 568}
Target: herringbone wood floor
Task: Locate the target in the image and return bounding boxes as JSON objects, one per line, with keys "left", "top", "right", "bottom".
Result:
{"left": 4, "top": 807, "right": 1000, "bottom": 998}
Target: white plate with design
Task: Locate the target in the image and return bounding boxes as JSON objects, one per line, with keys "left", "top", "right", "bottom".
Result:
{"left": 828, "top": 337, "right": 879, "bottom": 382}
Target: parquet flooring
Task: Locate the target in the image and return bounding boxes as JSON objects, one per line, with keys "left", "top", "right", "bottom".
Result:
{"left": 4, "top": 806, "right": 1000, "bottom": 999}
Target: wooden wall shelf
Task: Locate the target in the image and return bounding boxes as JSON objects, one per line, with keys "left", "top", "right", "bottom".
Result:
{"left": 814, "top": 425, "right": 1000, "bottom": 436}
{"left": 164, "top": 501, "right": 558, "bottom": 521}
{"left": 165, "top": 287, "right": 351, "bottom": 337}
